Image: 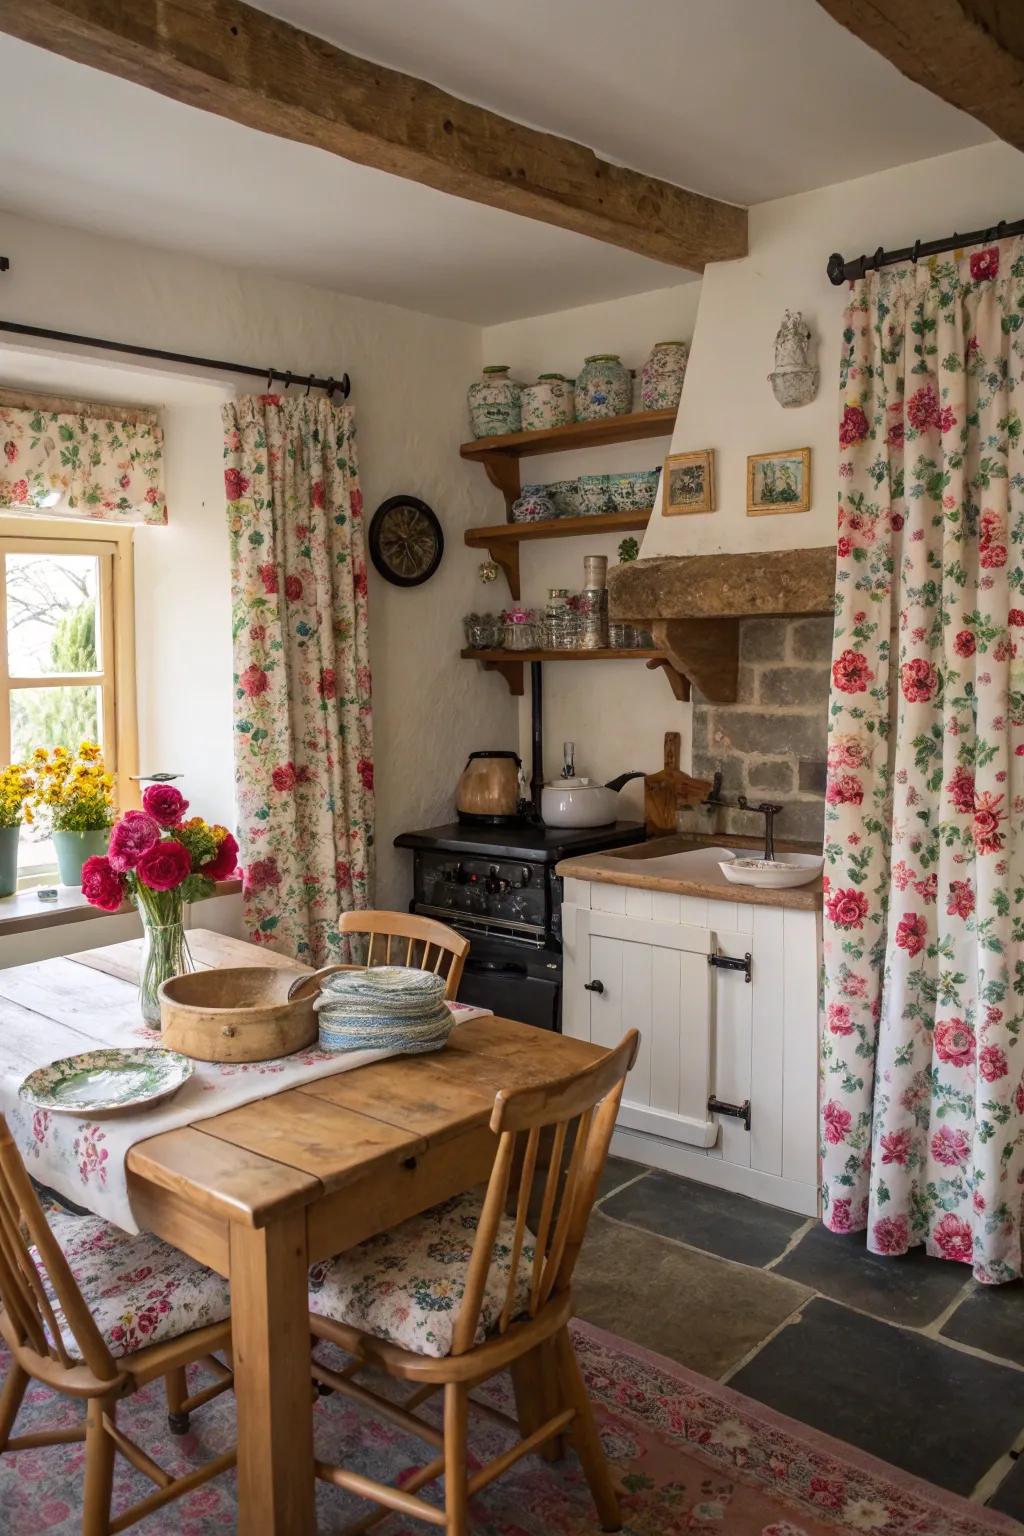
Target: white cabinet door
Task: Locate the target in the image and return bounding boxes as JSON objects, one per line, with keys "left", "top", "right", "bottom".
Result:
{"left": 564, "top": 908, "right": 717, "bottom": 1148}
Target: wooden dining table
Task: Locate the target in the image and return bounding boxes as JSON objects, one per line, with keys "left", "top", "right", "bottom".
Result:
{"left": 0, "top": 928, "right": 604, "bottom": 1534}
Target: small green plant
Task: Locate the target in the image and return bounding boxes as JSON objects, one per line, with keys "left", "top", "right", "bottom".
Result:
{"left": 618, "top": 536, "right": 640, "bottom": 563}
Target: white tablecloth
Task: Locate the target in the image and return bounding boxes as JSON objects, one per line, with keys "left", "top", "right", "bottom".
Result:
{"left": 0, "top": 952, "right": 489, "bottom": 1232}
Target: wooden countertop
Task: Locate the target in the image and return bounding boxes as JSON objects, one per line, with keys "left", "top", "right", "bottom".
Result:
{"left": 556, "top": 833, "right": 823, "bottom": 911}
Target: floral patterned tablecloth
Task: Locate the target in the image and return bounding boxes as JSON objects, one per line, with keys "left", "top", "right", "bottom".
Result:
{"left": 0, "top": 953, "right": 489, "bottom": 1233}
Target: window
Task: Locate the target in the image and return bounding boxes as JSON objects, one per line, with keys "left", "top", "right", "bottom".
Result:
{"left": 0, "top": 518, "right": 137, "bottom": 880}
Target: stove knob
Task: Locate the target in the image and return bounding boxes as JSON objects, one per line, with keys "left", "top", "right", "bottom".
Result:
{"left": 520, "top": 866, "right": 532, "bottom": 886}
{"left": 453, "top": 862, "right": 468, "bottom": 884}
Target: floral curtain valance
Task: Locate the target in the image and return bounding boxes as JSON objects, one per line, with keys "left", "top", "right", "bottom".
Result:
{"left": 0, "top": 392, "right": 166, "bottom": 525}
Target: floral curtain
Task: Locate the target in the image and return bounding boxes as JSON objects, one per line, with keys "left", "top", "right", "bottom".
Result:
{"left": 823, "top": 237, "right": 1024, "bottom": 1285}
{"left": 224, "top": 394, "right": 373, "bottom": 964}
{"left": 0, "top": 392, "right": 166, "bottom": 524}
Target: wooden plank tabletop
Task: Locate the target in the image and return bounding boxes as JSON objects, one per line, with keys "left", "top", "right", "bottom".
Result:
{"left": 0, "top": 927, "right": 608, "bottom": 1536}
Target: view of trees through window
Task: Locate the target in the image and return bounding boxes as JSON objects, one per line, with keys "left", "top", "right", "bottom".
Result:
{"left": 6, "top": 551, "right": 101, "bottom": 760}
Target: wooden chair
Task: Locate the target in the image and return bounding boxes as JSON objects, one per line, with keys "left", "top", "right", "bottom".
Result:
{"left": 309, "top": 1029, "right": 639, "bottom": 1535}
{"left": 336, "top": 910, "right": 470, "bottom": 999}
{"left": 0, "top": 1116, "right": 235, "bottom": 1535}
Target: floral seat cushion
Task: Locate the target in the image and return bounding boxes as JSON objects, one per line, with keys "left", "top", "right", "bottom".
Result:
{"left": 308, "top": 1190, "right": 536, "bottom": 1359}
{"left": 35, "top": 1208, "right": 232, "bottom": 1361}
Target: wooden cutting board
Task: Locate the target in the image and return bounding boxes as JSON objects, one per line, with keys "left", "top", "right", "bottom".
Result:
{"left": 644, "top": 732, "right": 713, "bottom": 837}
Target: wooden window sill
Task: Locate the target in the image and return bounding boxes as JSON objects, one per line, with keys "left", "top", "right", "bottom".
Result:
{"left": 0, "top": 878, "right": 243, "bottom": 938}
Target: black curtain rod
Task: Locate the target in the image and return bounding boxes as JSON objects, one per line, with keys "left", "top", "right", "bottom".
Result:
{"left": 828, "top": 215, "right": 1024, "bottom": 287}
{"left": 0, "top": 314, "right": 350, "bottom": 398}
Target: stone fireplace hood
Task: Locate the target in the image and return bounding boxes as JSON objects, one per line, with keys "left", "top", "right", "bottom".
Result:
{"left": 608, "top": 546, "right": 835, "bottom": 702}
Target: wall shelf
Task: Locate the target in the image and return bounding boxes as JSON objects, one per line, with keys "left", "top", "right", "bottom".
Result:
{"left": 464, "top": 509, "right": 652, "bottom": 598}
{"left": 460, "top": 646, "right": 689, "bottom": 702}
{"left": 460, "top": 407, "right": 675, "bottom": 518}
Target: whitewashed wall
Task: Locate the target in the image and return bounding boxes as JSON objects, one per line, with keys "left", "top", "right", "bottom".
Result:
{"left": 482, "top": 284, "right": 702, "bottom": 815}
{"left": 0, "top": 210, "right": 515, "bottom": 908}
{"left": 644, "top": 141, "right": 1024, "bottom": 563}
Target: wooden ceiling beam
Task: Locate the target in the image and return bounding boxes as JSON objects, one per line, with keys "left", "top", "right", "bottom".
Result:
{"left": 816, "top": 0, "right": 1024, "bottom": 151}
{"left": 0, "top": 0, "right": 748, "bottom": 272}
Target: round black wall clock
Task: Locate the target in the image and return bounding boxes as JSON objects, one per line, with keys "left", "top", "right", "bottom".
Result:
{"left": 368, "top": 495, "right": 444, "bottom": 587}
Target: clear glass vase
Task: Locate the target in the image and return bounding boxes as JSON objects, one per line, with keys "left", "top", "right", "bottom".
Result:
{"left": 138, "top": 910, "right": 192, "bottom": 1028}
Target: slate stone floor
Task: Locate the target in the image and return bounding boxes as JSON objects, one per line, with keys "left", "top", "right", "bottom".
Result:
{"left": 576, "top": 1156, "right": 1024, "bottom": 1522}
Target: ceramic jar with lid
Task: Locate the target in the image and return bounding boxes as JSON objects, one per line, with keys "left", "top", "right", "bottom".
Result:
{"left": 467, "top": 366, "right": 522, "bottom": 439}
{"left": 640, "top": 340, "right": 689, "bottom": 412}
{"left": 574, "top": 355, "right": 632, "bottom": 421}
{"left": 521, "top": 373, "right": 575, "bottom": 432}
{"left": 511, "top": 488, "right": 556, "bottom": 523}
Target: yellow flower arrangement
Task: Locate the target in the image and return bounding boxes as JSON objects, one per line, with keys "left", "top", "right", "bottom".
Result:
{"left": 30, "top": 741, "right": 115, "bottom": 833}
{"left": 0, "top": 763, "right": 33, "bottom": 831}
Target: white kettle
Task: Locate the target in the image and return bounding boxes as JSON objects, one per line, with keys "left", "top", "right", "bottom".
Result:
{"left": 540, "top": 742, "right": 644, "bottom": 828}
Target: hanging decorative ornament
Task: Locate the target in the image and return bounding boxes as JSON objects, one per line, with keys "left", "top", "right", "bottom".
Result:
{"left": 478, "top": 559, "right": 499, "bottom": 584}
{"left": 769, "top": 310, "right": 819, "bottom": 408}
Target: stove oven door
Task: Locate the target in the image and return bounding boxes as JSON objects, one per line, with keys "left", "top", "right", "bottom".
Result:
{"left": 457, "top": 938, "right": 562, "bottom": 1032}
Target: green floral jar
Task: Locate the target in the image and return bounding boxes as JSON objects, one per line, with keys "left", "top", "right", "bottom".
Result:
{"left": 521, "top": 374, "right": 574, "bottom": 432}
{"left": 0, "top": 825, "right": 18, "bottom": 898}
{"left": 575, "top": 355, "right": 632, "bottom": 421}
{"left": 467, "top": 366, "right": 522, "bottom": 439}
{"left": 53, "top": 828, "right": 110, "bottom": 887}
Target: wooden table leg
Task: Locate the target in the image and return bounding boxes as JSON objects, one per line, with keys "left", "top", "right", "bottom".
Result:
{"left": 229, "top": 1210, "right": 316, "bottom": 1535}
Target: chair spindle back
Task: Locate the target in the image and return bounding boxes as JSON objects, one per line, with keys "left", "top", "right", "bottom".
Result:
{"left": 449, "top": 1031, "right": 639, "bottom": 1356}
{"left": 337, "top": 910, "right": 469, "bottom": 999}
{"left": 0, "top": 1116, "right": 117, "bottom": 1382}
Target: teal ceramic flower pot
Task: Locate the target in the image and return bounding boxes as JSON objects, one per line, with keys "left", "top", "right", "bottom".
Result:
{"left": 0, "top": 825, "right": 19, "bottom": 898}
{"left": 53, "top": 828, "right": 110, "bottom": 888}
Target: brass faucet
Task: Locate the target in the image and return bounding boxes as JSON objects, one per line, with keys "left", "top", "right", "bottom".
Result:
{"left": 703, "top": 772, "right": 783, "bottom": 862}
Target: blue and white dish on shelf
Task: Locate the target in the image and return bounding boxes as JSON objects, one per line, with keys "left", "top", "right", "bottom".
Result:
{"left": 577, "top": 473, "right": 616, "bottom": 516}
{"left": 547, "top": 479, "right": 586, "bottom": 517}
{"left": 512, "top": 489, "right": 557, "bottom": 523}
{"left": 607, "top": 469, "right": 661, "bottom": 512}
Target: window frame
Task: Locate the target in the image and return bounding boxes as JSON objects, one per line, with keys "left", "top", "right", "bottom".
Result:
{"left": 0, "top": 513, "right": 139, "bottom": 810}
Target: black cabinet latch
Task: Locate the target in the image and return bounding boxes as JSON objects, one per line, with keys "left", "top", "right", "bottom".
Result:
{"left": 708, "top": 951, "right": 752, "bottom": 983}
{"left": 708, "top": 1096, "right": 752, "bottom": 1131}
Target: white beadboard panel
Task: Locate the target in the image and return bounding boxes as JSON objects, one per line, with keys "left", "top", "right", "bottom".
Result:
{"left": 651, "top": 890, "right": 683, "bottom": 925}
{"left": 610, "top": 1128, "right": 818, "bottom": 1217}
{"left": 621, "top": 938, "right": 654, "bottom": 1107}
{"left": 560, "top": 904, "right": 589, "bottom": 1042}
{"left": 585, "top": 911, "right": 713, "bottom": 953}
{"left": 649, "top": 945, "right": 682, "bottom": 1117}
{"left": 707, "top": 897, "right": 754, "bottom": 936}
{"left": 709, "top": 928, "right": 753, "bottom": 1168}
{"left": 624, "top": 885, "right": 654, "bottom": 921}
{"left": 680, "top": 895, "right": 709, "bottom": 927}
{"left": 591, "top": 884, "right": 628, "bottom": 915}
{"left": 561, "top": 877, "right": 590, "bottom": 909}
{"left": 588, "top": 934, "right": 625, "bottom": 1052}
{"left": 678, "top": 947, "right": 713, "bottom": 1128}
{"left": 782, "top": 908, "right": 821, "bottom": 1191}
{"left": 750, "top": 905, "right": 785, "bottom": 1178}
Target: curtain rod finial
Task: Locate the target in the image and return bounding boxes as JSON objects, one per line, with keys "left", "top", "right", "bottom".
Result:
{"left": 826, "top": 252, "right": 846, "bottom": 286}
{"left": 0, "top": 256, "right": 9, "bottom": 273}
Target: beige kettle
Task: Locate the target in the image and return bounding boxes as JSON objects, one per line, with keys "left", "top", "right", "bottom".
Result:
{"left": 456, "top": 750, "right": 522, "bottom": 823}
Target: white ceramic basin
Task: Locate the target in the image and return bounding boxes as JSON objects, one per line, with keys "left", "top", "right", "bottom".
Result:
{"left": 607, "top": 845, "right": 743, "bottom": 882}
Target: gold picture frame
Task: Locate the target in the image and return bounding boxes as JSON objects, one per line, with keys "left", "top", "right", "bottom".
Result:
{"left": 747, "top": 447, "right": 811, "bottom": 516}
{"left": 662, "top": 450, "right": 715, "bottom": 516}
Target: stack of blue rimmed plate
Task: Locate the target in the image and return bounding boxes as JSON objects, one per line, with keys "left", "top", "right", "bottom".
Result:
{"left": 313, "top": 966, "right": 456, "bottom": 1055}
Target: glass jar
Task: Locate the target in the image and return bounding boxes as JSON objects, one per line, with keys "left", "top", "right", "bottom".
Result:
{"left": 577, "top": 588, "right": 609, "bottom": 650}
{"left": 504, "top": 609, "right": 540, "bottom": 650}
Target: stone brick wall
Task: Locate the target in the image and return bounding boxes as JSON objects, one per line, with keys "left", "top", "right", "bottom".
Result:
{"left": 685, "top": 615, "right": 832, "bottom": 847}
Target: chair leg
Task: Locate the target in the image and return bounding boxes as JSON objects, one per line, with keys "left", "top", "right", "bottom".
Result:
{"left": 165, "top": 1366, "right": 190, "bottom": 1435}
{"left": 0, "top": 1361, "right": 28, "bottom": 1450}
{"left": 82, "top": 1394, "right": 117, "bottom": 1536}
{"left": 443, "top": 1382, "right": 469, "bottom": 1536}
{"left": 554, "top": 1328, "right": 621, "bottom": 1533}
{"left": 510, "top": 1344, "right": 562, "bottom": 1463}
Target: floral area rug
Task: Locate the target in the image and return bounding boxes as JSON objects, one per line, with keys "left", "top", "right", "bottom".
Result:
{"left": 0, "top": 1320, "right": 1016, "bottom": 1534}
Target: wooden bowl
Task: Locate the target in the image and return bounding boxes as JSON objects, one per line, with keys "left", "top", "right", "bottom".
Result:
{"left": 159, "top": 966, "right": 320, "bottom": 1063}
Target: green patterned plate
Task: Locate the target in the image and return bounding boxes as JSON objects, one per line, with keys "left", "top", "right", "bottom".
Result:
{"left": 19, "top": 1048, "right": 194, "bottom": 1117}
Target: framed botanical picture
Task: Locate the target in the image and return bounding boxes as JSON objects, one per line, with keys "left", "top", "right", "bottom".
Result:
{"left": 747, "top": 447, "right": 811, "bottom": 515}
{"left": 663, "top": 449, "right": 715, "bottom": 516}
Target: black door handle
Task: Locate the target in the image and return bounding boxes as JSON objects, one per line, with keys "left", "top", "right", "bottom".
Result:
{"left": 584, "top": 979, "right": 604, "bottom": 994}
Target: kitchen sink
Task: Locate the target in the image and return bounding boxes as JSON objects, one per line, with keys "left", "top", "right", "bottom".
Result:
{"left": 605, "top": 843, "right": 756, "bottom": 881}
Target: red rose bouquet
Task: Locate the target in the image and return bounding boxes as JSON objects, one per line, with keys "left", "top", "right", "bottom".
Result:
{"left": 82, "top": 783, "right": 240, "bottom": 1025}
